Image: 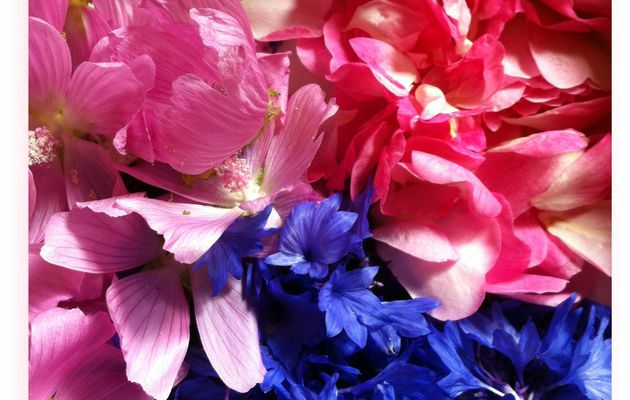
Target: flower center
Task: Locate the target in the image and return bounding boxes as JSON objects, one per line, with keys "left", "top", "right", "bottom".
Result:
{"left": 216, "top": 155, "right": 252, "bottom": 193}
{"left": 28, "top": 127, "right": 60, "bottom": 166}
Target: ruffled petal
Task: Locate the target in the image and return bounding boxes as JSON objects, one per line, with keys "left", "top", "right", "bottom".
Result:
{"left": 529, "top": 26, "right": 610, "bottom": 90}
{"left": 402, "top": 150, "right": 502, "bottom": 217}
{"left": 41, "top": 206, "right": 163, "bottom": 273}
{"left": 262, "top": 84, "right": 338, "bottom": 194}
{"left": 114, "top": 197, "right": 243, "bottom": 264}
{"left": 242, "top": 0, "right": 331, "bottom": 41}
{"left": 476, "top": 129, "right": 588, "bottom": 216}
{"left": 65, "top": 62, "right": 145, "bottom": 136}
{"left": 502, "top": 96, "right": 611, "bottom": 131}
{"left": 29, "top": 308, "right": 115, "bottom": 400}
{"left": 378, "top": 203, "right": 501, "bottom": 320}
{"left": 191, "top": 272, "right": 265, "bottom": 392}
{"left": 106, "top": 267, "right": 190, "bottom": 400}
{"left": 349, "top": 37, "right": 418, "bottom": 96}
{"left": 28, "top": 17, "right": 71, "bottom": 117}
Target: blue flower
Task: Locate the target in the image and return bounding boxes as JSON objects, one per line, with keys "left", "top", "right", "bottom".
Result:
{"left": 260, "top": 280, "right": 325, "bottom": 369}
{"left": 318, "top": 265, "right": 388, "bottom": 347}
{"left": 427, "top": 295, "right": 611, "bottom": 400}
{"left": 344, "top": 181, "right": 375, "bottom": 259}
{"left": 194, "top": 206, "right": 273, "bottom": 295}
{"left": 265, "top": 194, "right": 358, "bottom": 279}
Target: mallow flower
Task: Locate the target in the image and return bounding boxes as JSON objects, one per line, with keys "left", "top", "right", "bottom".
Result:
{"left": 29, "top": 16, "right": 145, "bottom": 207}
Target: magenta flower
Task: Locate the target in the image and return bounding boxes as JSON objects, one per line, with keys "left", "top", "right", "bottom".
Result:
{"left": 29, "top": 16, "right": 145, "bottom": 206}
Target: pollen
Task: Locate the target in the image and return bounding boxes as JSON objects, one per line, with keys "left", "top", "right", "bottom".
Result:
{"left": 28, "top": 127, "right": 60, "bottom": 166}
{"left": 216, "top": 155, "right": 251, "bottom": 193}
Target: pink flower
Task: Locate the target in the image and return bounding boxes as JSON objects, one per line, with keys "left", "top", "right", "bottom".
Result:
{"left": 373, "top": 128, "right": 610, "bottom": 320}
{"left": 29, "top": 16, "right": 145, "bottom": 206}
{"left": 40, "top": 82, "right": 336, "bottom": 398}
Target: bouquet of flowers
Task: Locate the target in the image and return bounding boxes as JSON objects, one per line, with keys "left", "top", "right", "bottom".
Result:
{"left": 28, "top": 0, "right": 611, "bottom": 399}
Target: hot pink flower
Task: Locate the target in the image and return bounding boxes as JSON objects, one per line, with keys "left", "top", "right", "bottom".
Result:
{"left": 29, "top": 16, "right": 145, "bottom": 207}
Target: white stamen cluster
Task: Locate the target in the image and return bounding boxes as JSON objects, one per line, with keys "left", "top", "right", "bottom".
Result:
{"left": 28, "top": 127, "right": 60, "bottom": 166}
{"left": 215, "top": 155, "right": 251, "bottom": 193}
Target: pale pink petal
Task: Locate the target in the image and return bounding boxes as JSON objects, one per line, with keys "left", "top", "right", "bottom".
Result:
{"left": 106, "top": 267, "right": 190, "bottom": 400}
{"left": 502, "top": 96, "right": 611, "bottom": 131}
{"left": 63, "top": 136, "right": 127, "bottom": 207}
{"left": 373, "top": 221, "right": 459, "bottom": 263}
{"left": 114, "top": 197, "right": 243, "bottom": 264}
{"left": 476, "top": 130, "right": 588, "bottom": 216}
{"left": 539, "top": 201, "right": 611, "bottom": 276}
{"left": 29, "top": 0, "right": 68, "bottom": 31}
{"left": 29, "top": 243, "right": 85, "bottom": 320}
{"left": 444, "top": 0, "right": 472, "bottom": 39}
{"left": 402, "top": 150, "right": 502, "bottom": 217}
{"left": 345, "top": 0, "right": 435, "bottom": 52}
{"left": 529, "top": 26, "right": 610, "bottom": 90}
{"left": 413, "top": 84, "right": 458, "bottom": 119}
{"left": 29, "top": 308, "right": 115, "bottom": 400}
{"left": 486, "top": 274, "right": 568, "bottom": 294}
{"left": 116, "top": 161, "right": 237, "bottom": 206}
{"left": 41, "top": 207, "right": 163, "bottom": 273}
{"left": 242, "top": 0, "right": 331, "bottom": 41}
{"left": 64, "top": 62, "right": 144, "bottom": 136}
{"left": 378, "top": 203, "right": 501, "bottom": 320}
{"left": 55, "top": 345, "right": 151, "bottom": 400}
{"left": 191, "top": 272, "right": 265, "bottom": 392}
{"left": 76, "top": 193, "right": 146, "bottom": 217}
{"left": 350, "top": 37, "right": 418, "bottom": 97}
{"left": 29, "top": 160, "right": 67, "bottom": 243}
{"left": 262, "top": 84, "right": 338, "bottom": 194}
{"left": 28, "top": 17, "right": 71, "bottom": 117}
{"left": 533, "top": 134, "right": 611, "bottom": 211}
